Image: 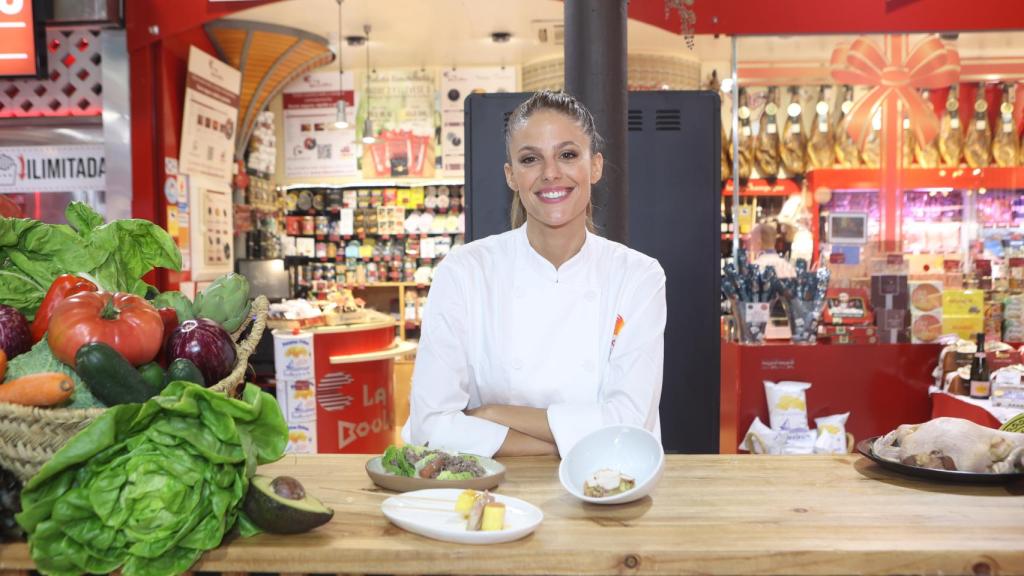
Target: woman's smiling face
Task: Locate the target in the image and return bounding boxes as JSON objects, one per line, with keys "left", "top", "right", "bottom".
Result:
{"left": 504, "top": 109, "right": 603, "bottom": 231}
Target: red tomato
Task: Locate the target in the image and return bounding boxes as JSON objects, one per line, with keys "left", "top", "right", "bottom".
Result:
{"left": 47, "top": 292, "right": 164, "bottom": 367}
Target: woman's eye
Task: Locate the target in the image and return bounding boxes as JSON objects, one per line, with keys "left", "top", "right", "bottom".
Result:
{"left": 519, "top": 156, "right": 537, "bottom": 165}
{"left": 560, "top": 150, "right": 578, "bottom": 160}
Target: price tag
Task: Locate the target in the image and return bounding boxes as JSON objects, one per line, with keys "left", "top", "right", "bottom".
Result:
{"left": 744, "top": 302, "right": 770, "bottom": 324}
{"left": 1003, "top": 122, "right": 1014, "bottom": 134}
{"left": 790, "top": 123, "right": 801, "bottom": 134}
{"left": 951, "top": 118, "right": 960, "bottom": 129}
{"left": 818, "top": 122, "right": 829, "bottom": 133}
{"left": 767, "top": 123, "right": 777, "bottom": 135}
{"left": 741, "top": 126, "right": 752, "bottom": 137}
{"left": 976, "top": 120, "right": 987, "bottom": 131}
{"left": 994, "top": 370, "right": 1022, "bottom": 388}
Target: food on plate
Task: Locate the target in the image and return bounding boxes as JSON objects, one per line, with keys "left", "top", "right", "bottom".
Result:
{"left": 380, "top": 444, "right": 487, "bottom": 480}
{"left": 243, "top": 474, "right": 334, "bottom": 534}
{"left": 583, "top": 468, "right": 636, "bottom": 498}
{"left": 481, "top": 502, "right": 506, "bottom": 531}
{"left": 872, "top": 417, "right": 1024, "bottom": 473}
{"left": 1001, "top": 412, "right": 1024, "bottom": 433}
{"left": 464, "top": 490, "right": 496, "bottom": 531}
{"left": 455, "top": 489, "right": 478, "bottom": 517}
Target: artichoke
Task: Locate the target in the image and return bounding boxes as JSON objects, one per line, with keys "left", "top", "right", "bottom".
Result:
{"left": 193, "top": 273, "right": 252, "bottom": 333}
{"left": 152, "top": 290, "right": 194, "bottom": 323}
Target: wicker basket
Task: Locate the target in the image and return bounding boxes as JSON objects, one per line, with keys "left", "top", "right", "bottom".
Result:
{"left": 0, "top": 296, "right": 269, "bottom": 482}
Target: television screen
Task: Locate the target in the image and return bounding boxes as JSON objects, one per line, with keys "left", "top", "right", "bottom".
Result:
{"left": 235, "top": 259, "right": 291, "bottom": 300}
{"left": 829, "top": 212, "right": 868, "bottom": 244}
{"left": 0, "top": 0, "right": 47, "bottom": 79}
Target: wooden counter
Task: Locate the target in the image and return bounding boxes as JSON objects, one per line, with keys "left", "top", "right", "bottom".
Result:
{"left": 2, "top": 454, "right": 1023, "bottom": 575}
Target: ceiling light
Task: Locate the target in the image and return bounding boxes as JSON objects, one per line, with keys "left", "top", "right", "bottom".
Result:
{"left": 334, "top": 0, "right": 349, "bottom": 129}
{"left": 362, "top": 24, "right": 376, "bottom": 145}
{"left": 491, "top": 31, "right": 512, "bottom": 43}
{"left": 362, "top": 117, "right": 375, "bottom": 144}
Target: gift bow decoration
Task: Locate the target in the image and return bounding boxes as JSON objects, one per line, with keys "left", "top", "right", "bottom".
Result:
{"left": 830, "top": 35, "right": 960, "bottom": 146}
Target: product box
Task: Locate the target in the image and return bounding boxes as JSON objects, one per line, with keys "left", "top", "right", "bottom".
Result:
{"left": 870, "top": 274, "right": 909, "bottom": 310}
{"left": 875, "top": 308, "right": 910, "bottom": 343}
{"left": 908, "top": 253, "right": 945, "bottom": 276}
{"left": 942, "top": 289, "right": 985, "bottom": 316}
{"left": 276, "top": 378, "right": 318, "bottom": 422}
{"left": 821, "top": 324, "right": 878, "bottom": 345}
{"left": 942, "top": 315, "right": 984, "bottom": 340}
{"left": 877, "top": 328, "right": 911, "bottom": 344}
{"left": 910, "top": 310, "right": 943, "bottom": 344}
{"left": 908, "top": 281, "right": 943, "bottom": 314}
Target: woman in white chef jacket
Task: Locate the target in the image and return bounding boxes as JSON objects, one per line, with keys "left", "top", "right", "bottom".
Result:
{"left": 402, "top": 90, "right": 666, "bottom": 457}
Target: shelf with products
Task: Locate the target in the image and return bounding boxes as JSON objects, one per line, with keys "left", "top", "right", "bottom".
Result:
{"left": 720, "top": 177, "right": 820, "bottom": 265}
{"left": 281, "top": 181, "right": 464, "bottom": 343}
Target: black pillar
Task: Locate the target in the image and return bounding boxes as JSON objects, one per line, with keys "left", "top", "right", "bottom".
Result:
{"left": 564, "top": 0, "right": 628, "bottom": 243}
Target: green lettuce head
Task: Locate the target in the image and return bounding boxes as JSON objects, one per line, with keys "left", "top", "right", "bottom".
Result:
{"left": 16, "top": 381, "right": 287, "bottom": 576}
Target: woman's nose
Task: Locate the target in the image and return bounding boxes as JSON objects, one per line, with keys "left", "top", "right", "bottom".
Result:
{"left": 542, "top": 158, "right": 561, "bottom": 181}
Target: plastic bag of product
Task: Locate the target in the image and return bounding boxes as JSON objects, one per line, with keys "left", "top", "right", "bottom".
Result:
{"left": 764, "top": 380, "right": 812, "bottom": 431}
{"left": 813, "top": 412, "right": 850, "bottom": 454}
{"left": 738, "top": 417, "right": 788, "bottom": 454}
{"left": 783, "top": 427, "right": 816, "bottom": 454}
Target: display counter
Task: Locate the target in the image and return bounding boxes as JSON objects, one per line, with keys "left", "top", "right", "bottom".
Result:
{"left": 4, "top": 453, "right": 1021, "bottom": 575}
{"left": 273, "top": 318, "right": 416, "bottom": 454}
{"left": 721, "top": 340, "right": 942, "bottom": 453}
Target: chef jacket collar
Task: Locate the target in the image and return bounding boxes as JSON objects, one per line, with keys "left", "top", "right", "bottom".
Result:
{"left": 516, "top": 224, "right": 593, "bottom": 286}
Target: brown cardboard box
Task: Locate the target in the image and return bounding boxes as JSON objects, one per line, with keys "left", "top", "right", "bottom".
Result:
{"left": 876, "top": 309, "right": 909, "bottom": 343}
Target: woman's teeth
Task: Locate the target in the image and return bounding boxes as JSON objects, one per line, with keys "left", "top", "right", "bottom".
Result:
{"left": 540, "top": 189, "right": 569, "bottom": 199}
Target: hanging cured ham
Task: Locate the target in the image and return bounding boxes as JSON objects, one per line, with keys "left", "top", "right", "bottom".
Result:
{"left": 780, "top": 87, "right": 807, "bottom": 177}
{"left": 807, "top": 86, "right": 835, "bottom": 170}
{"left": 939, "top": 84, "right": 964, "bottom": 167}
{"left": 736, "top": 87, "right": 754, "bottom": 180}
{"left": 755, "top": 86, "right": 781, "bottom": 178}
{"left": 914, "top": 89, "right": 941, "bottom": 168}
{"left": 992, "top": 83, "right": 1019, "bottom": 167}
{"left": 833, "top": 86, "right": 860, "bottom": 168}
{"left": 861, "top": 108, "right": 882, "bottom": 169}
{"left": 902, "top": 115, "right": 916, "bottom": 168}
{"left": 964, "top": 82, "right": 992, "bottom": 168}
{"left": 721, "top": 125, "right": 732, "bottom": 181}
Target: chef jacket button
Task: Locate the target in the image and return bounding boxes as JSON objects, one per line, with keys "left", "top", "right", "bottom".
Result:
{"left": 512, "top": 358, "right": 524, "bottom": 370}
{"left": 584, "top": 290, "right": 597, "bottom": 302}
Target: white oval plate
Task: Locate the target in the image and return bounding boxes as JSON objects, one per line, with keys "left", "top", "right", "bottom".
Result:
{"left": 381, "top": 488, "right": 543, "bottom": 545}
{"left": 365, "top": 455, "right": 505, "bottom": 492}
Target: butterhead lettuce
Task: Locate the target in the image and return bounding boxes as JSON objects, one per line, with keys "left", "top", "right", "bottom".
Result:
{"left": 16, "top": 381, "right": 287, "bottom": 576}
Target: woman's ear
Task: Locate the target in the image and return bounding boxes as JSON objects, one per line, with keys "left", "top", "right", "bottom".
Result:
{"left": 504, "top": 162, "right": 516, "bottom": 191}
{"left": 591, "top": 152, "right": 604, "bottom": 184}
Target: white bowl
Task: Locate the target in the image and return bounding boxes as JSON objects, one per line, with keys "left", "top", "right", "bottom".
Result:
{"left": 558, "top": 425, "right": 665, "bottom": 505}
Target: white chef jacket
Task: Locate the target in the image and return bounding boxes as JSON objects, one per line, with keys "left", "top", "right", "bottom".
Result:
{"left": 401, "top": 224, "right": 666, "bottom": 457}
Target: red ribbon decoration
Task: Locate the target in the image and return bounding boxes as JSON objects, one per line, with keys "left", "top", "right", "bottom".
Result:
{"left": 830, "top": 36, "right": 960, "bottom": 146}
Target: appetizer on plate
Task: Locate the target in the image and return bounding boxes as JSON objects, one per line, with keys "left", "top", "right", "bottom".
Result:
{"left": 583, "top": 468, "right": 636, "bottom": 498}
{"left": 455, "top": 489, "right": 505, "bottom": 531}
{"left": 381, "top": 444, "right": 487, "bottom": 480}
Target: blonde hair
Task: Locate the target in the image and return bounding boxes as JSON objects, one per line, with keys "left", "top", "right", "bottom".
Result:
{"left": 505, "top": 90, "right": 603, "bottom": 231}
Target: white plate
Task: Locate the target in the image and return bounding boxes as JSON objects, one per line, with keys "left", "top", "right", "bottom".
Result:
{"left": 382, "top": 488, "right": 543, "bottom": 545}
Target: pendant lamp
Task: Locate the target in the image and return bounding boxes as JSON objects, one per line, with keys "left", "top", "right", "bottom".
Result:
{"left": 333, "top": 0, "right": 349, "bottom": 129}
{"left": 361, "top": 24, "right": 376, "bottom": 145}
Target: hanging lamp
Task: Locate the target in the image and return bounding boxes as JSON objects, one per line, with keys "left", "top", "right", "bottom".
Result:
{"left": 361, "top": 24, "right": 376, "bottom": 145}
{"left": 333, "top": 0, "right": 349, "bottom": 129}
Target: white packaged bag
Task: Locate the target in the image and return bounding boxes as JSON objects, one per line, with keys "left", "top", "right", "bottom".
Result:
{"left": 783, "top": 427, "right": 816, "bottom": 455}
{"left": 738, "top": 417, "right": 789, "bottom": 455}
{"left": 763, "top": 380, "right": 812, "bottom": 431}
{"left": 813, "top": 412, "right": 850, "bottom": 454}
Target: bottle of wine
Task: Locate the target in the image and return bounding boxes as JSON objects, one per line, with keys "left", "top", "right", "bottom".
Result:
{"left": 964, "top": 82, "right": 992, "bottom": 168}
{"left": 969, "top": 332, "right": 990, "bottom": 400}
{"left": 992, "top": 83, "right": 1019, "bottom": 167}
{"left": 939, "top": 84, "right": 964, "bottom": 167}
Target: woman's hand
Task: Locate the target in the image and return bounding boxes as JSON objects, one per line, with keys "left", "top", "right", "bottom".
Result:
{"left": 466, "top": 404, "right": 558, "bottom": 457}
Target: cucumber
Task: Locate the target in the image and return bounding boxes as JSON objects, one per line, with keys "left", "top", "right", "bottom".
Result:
{"left": 165, "top": 357, "right": 205, "bottom": 387}
{"left": 75, "top": 343, "right": 164, "bottom": 405}
{"left": 138, "top": 362, "right": 166, "bottom": 391}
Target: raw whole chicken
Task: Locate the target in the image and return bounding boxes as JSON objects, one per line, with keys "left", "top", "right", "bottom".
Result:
{"left": 873, "top": 417, "right": 1024, "bottom": 473}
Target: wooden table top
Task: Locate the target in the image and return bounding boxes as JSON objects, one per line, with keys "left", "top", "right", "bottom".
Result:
{"left": 2, "top": 453, "right": 1023, "bottom": 575}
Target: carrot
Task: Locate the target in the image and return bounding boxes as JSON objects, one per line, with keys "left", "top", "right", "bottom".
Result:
{"left": 0, "top": 372, "right": 74, "bottom": 407}
{"left": 0, "top": 349, "right": 6, "bottom": 381}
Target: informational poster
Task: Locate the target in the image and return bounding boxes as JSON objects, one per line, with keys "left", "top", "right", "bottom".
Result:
{"left": 362, "top": 69, "right": 437, "bottom": 178}
{"left": 178, "top": 46, "right": 241, "bottom": 182}
{"left": 188, "top": 178, "right": 233, "bottom": 281}
{"left": 0, "top": 145, "right": 105, "bottom": 192}
{"left": 283, "top": 71, "right": 357, "bottom": 178}
{"left": 440, "top": 67, "right": 517, "bottom": 174}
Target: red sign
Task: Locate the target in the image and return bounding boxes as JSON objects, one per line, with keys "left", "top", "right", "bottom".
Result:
{"left": 0, "top": 0, "right": 38, "bottom": 77}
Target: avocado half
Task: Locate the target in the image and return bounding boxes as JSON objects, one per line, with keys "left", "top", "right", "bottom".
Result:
{"left": 243, "top": 475, "right": 335, "bottom": 534}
